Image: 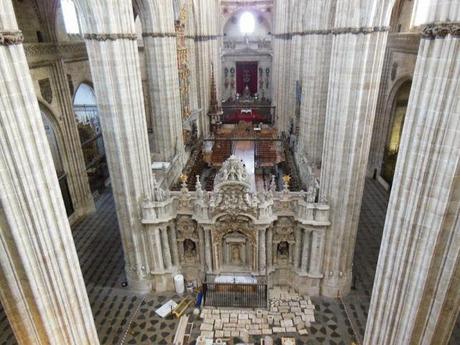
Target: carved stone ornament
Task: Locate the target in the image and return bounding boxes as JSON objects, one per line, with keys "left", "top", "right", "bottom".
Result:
{"left": 214, "top": 215, "right": 257, "bottom": 245}
{"left": 422, "top": 23, "right": 460, "bottom": 39}
{"left": 176, "top": 216, "right": 198, "bottom": 240}
{"left": 39, "top": 78, "right": 53, "bottom": 103}
{"left": 0, "top": 31, "right": 24, "bottom": 45}
{"left": 273, "top": 217, "right": 295, "bottom": 242}
{"left": 209, "top": 156, "right": 259, "bottom": 216}
{"left": 142, "top": 32, "right": 177, "bottom": 38}
{"left": 84, "top": 33, "right": 138, "bottom": 41}
{"left": 273, "top": 26, "right": 390, "bottom": 39}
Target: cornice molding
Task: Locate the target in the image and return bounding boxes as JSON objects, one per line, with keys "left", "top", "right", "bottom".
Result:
{"left": 142, "top": 32, "right": 177, "bottom": 38}
{"left": 273, "top": 26, "right": 390, "bottom": 39}
{"left": 0, "top": 31, "right": 24, "bottom": 46}
{"left": 421, "top": 23, "right": 460, "bottom": 39}
{"left": 83, "top": 33, "right": 137, "bottom": 41}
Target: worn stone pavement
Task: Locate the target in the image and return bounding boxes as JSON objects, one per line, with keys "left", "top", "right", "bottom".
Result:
{"left": 1, "top": 180, "right": 459, "bottom": 345}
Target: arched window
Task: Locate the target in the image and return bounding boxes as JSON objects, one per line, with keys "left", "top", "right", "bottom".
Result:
{"left": 381, "top": 80, "right": 412, "bottom": 186}
{"left": 61, "top": 0, "right": 80, "bottom": 34}
{"left": 73, "top": 83, "right": 109, "bottom": 194}
{"left": 239, "top": 12, "right": 255, "bottom": 34}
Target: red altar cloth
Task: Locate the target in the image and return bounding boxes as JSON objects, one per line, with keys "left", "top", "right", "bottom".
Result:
{"left": 225, "top": 109, "right": 265, "bottom": 123}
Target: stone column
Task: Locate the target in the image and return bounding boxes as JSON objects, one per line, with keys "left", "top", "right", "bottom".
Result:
{"left": 204, "top": 226, "right": 213, "bottom": 273}
{"left": 75, "top": 0, "right": 154, "bottom": 292}
{"left": 52, "top": 59, "right": 95, "bottom": 219}
{"left": 198, "top": 226, "right": 206, "bottom": 269}
{"left": 169, "top": 223, "right": 179, "bottom": 266}
{"left": 153, "top": 227, "right": 164, "bottom": 272}
{"left": 319, "top": 0, "right": 394, "bottom": 297}
{"left": 192, "top": 0, "right": 220, "bottom": 137}
{"left": 258, "top": 227, "right": 267, "bottom": 274}
{"left": 0, "top": 0, "right": 100, "bottom": 343}
{"left": 161, "top": 227, "right": 172, "bottom": 270}
{"left": 136, "top": 0, "right": 184, "bottom": 163}
{"left": 272, "top": 0, "right": 290, "bottom": 132}
{"left": 309, "top": 230, "right": 325, "bottom": 277}
{"left": 296, "top": 0, "right": 335, "bottom": 167}
{"left": 294, "top": 226, "right": 302, "bottom": 269}
{"left": 301, "top": 229, "right": 310, "bottom": 272}
{"left": 364, "top": 5, "right": 460, "bottom": 344}
{"left": 267, "top": 227, "right": 273, "bottom": 272}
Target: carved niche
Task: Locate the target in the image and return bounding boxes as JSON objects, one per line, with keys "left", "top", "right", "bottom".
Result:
{"left": 39, "top": 78, "right": 52, "bottom": 103}
{"left": 273, "top": 217, "right": 295, "bottom": 243}
{"left": 176, "top": 216, "right": 199, "bottom": 264}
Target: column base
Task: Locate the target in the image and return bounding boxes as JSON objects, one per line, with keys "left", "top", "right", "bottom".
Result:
{"left": 320, "top": 271, "right": 352, "bottom": 298}
{"left": 126, "top": 274, "right": 153, "bottom": 294}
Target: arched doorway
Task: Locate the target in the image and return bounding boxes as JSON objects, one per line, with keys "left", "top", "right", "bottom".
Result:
{"left": 73, "top": 83, "right": 109, "bottom": 195}
{"left": 41, "top": 109, "right": 74, "bottom": 216}
{"left": 381, "top": 80, "right": 412, "bottom": 187}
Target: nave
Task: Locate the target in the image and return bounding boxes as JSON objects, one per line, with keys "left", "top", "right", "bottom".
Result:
{"left": 4, "top": 180, "right": 456, "bottom": 345}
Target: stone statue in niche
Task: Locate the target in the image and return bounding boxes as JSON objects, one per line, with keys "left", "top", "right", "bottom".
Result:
{"left": 231, "top": 244, "right": 241, "bottom": 265}
{"left": 183, "top": 239, "right": 197, "bottom": 263}
{"left": 277, "top": 241, "right": 289, "bottom": 260}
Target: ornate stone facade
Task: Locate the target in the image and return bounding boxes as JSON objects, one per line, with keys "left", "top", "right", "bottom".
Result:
{"left": 142, "top": 156, "right": 329, "bottom": 294}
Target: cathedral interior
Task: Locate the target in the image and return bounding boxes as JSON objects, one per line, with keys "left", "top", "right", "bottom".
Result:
{"left": 0, "top": 0, "right": 459, "bottom": 344}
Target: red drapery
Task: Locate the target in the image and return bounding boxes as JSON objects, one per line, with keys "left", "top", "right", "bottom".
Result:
{"left": 236, "top": 62, "right": 258, "bottom": 95}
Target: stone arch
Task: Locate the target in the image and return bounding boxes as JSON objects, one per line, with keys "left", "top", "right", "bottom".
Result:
{"left": 223, "top": 8, "right": 272, "bottom": 37}
{"left": 39, "top": 102, "right": 75, "bottom": 216}
{"left": 73, "top": 82, "right": 108, "bottom": 194}
{"left": 381, "top": 77, "right": 412, "bottom": 186}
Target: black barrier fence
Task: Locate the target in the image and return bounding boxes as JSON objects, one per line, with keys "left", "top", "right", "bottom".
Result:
{"left": 203, "top": 275, "right": 268, "bottom": 308}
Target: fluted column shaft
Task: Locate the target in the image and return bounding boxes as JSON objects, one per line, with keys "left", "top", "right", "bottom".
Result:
{"left": 0, "top": 1, "right": 99, "bottom": 344}
{"left": 204, "top": 227, "right": 213, "bottom": 273}
{"left": 52, "top": 59, "right": 95, "bottom": 218}
{"left": 309, "top": 230, "right": 325, "bottom": 277}
{"left": 294, "top": 226, "right": 302, "bottom": 269}
{"left": 154, "top": 228, "right": 164, "bottom": 271}
{"left": 75, "top": 0, "right": 153, "bottom": 292}
{"left": 365, "top": 4, "right": 460, "bottom": 344}
{"left": 301, "top": 229, "right": 310, "bottom": 272}
{"left": 192, "top": 0, "right": 220, "bottom": 137}
{"left": 258, "top": 227, "right": 267, "bottom": 273}
{"left": 320, "top": 0, "right": 394, "bottom": 297}
{"left": 297, "top": 0, "right": 335, "bottom": 167}
{"left": 137, "top": 0, "right": 184, "bottom": 162}
{"left": 267, "top": 227, "right": 273, "bottom": 272}
{"left": 169, "top": 222, "right": 179, "bottom": 266}
{"left": 161, "top": 227, "right": 172, "bottom": 269}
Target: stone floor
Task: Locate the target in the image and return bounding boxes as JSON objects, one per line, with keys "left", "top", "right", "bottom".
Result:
{"left": 1, "top": 180, "right": 459, "bottom": 345}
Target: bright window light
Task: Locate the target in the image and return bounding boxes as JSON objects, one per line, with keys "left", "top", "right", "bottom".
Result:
{"left": 62, "top": 0, "right": 80, "bottom": 34}
{"left": 240, "top": 12, "right": 255, "bottom": 34}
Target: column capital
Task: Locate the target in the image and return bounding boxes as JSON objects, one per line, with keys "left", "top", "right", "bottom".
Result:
{"left": 0, "top": 30, "right": 23, "bottom": 45}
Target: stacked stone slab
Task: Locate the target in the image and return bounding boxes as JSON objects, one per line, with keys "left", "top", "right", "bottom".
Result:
{"left": 199, "top": 287, "right": 315, "bottom": 341}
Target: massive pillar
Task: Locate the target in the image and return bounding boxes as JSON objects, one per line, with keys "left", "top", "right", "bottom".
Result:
{"left": 0, "top": 1, "right": 99, "bottom": 343}
{"left": 319, "top": 0, "right": 394, "bottom": 297}
{"left": 136, "top": 0, "right": 185, "bottom": 164}
{"left": 55, "top": 59, "right": 96, "bottom": 219}
{"left": 296, "top": 0, "right": 335, "bottom": 168}
{"left": 75, "top": 0, "right": 153, "bottom": 292}
{"left": 272, "top": 0, "right": 290, "bottom": 132}
{"left": 364, "top": 3, "right": 460, "bottom": 344}
{"left": 192, "top": 0, "right": 220, "bottom": 137}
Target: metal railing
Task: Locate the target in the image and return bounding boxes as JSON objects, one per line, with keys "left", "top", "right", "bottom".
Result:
{"left": 203, "top": 274, "right": 268, "bottom": 308}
